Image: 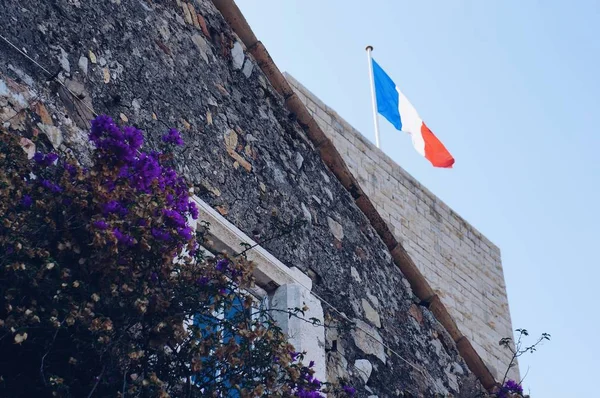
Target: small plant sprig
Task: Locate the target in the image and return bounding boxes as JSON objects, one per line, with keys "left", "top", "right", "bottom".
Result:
{"left": 491, "top": 328, "right": 551, "bottom": 398}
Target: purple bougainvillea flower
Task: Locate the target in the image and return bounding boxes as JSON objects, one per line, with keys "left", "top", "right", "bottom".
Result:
{"left": 112, "top": 228, "right": 123, "bottom": 239}
{"left": 21, "top": 195, "right": 32, "bottom": 208}
{"left": 130, "top": 152, "right": 161, "bottom": 192}
{"left": 309, "top": 360, "right": 315, "bottom": 368}
{"left": 93, "top": 220, "right": 109, "bottom": 230}
{"left": 189, "top": 242, "right": 200, "bottom": 256}
{"left": 90, "top": 115, "right": 144, "bottom": 164}
{"left": 103, "top": 200, "right": 121, "bottom": 215}
{"left": 188, "top": 201, "right": 199, "bottom": 220}
{"left": 196, "top": 276, "right": 210, "bottom": 285}
{"left": 33, "top": 152, "right": 44, "bottom": 163}
{"left": 33, "top": 152, "right": 59, "bottom": 167}
{"left": 177, "top": 226, "right": 193, "bottom": 240}
{"left": 163, "top": 209, "right": 186, "bottom": 228}
{"left": 290, "top": 351, "right": 300, "bottom": 361}
{"left": 118, "top": 166, "right": 130, "bottom": 178}
{"left": 151, "top": 228, "right": 171, "bottom": 242}
{"left": 504, "top": 380, "right": 523, "bottom": 394}
{"left": 40, "top": 179, "right": 62, "bottom": 193}
{"left": 159, "top": 168, "right": 178, "bottom": 191}
{"left": 90, "top": 115, "right": 115, "bottom": 143}
{"left": 45, "top": 153, "right": 58, "bottom": 165}
{"left": 113, "top": 228, "right": 134, "bottom": 246}
{"left": 162, "top": 128, "right": 184, "bottom": 146}
{"left": 65, "top": 163, "right": 77, "bottom": 176}
{"left": 215, "top": 258, "right": 229, "bottom": 272}
{"left": 342, "top": 386, "right": 356, "bottom": 396}
{"left": 122, "top": 126, "right": 144, "bottom": 151}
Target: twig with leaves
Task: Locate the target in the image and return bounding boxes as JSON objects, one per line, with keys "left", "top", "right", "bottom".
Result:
{"left": 499, "top": 328, "right": 551, "bottom": 386}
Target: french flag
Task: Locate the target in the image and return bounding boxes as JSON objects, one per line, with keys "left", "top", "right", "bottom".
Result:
{"left": 372, "top": 59, "right": 455, "bottom": 168}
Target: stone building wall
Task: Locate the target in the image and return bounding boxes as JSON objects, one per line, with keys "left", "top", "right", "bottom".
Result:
{"left": 286, "top": 73, "right": 517, "bottom": 380}
{"left": 0, "top": 0, "right": 498, "bottom": 395}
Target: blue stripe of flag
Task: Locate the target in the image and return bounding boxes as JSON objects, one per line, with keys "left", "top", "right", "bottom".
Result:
{"left": 372, "top": 59, "right": 402, "bottom": 130}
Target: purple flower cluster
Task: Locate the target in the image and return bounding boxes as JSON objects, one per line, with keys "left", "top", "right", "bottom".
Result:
{"left": 196, "top": 276, "right": 210, "bottom": 285}
{"left": 93, "top": 220, "right": 109, "bottom": 230}
{"left": 33, "top": 152, "right": 58, "bottom": 167}
{"left": 65, "top": 163, "right": 78, "bottom": 177}
{"left": 151, "top": 228, "right": 171, "bottom": 242}
{"left": 10, "top": 115, "right": 335, "bottom": 398}
{"left": 296, "top": 390, "right": 323, "bottom": 398}
{"left": 215, "top": 259, "right": 229, "bottom": 272}
{"left": 342, "top": 386, "right": 356, "bottom": 396}
{"left": 40, "top": 179, "right": 62, "bottom": 193}
{"left": 188, "top": 201, "right": 199, "bottom": 220}
{"left": 90, "top": 116, "right": 143, "bottom": 163}
{"left": 127, "top": 152, "right": 162, "bottom": 192}
{"left": 497, "top": 380, "right": 523, "bottom": 398}
{"left": 163, "top": 209, "right": 186, "bottom": 228}
{"left": 102, "top": 200, "right": 128, "bottom": 217}
{"left": 162, "top": 128, "right": 184, "bottom": 146}
{"left": 177, "top": 226, "right": 193, "bottom": 240}
{"left": 161, "top": 208, "right": 194, "bottom": 241}
{"left": 504, "top": 380, "right": 523, "bottom": 394}
{"left": 113, "top": 228, "right": 135, "bottom": 246}
{"left": 88, "top": 115, "right": 199, "bottom": 246}
{"left": 303, "top": 373, "right": 321, "bottom": 389}
{"left": 292, "top": 355, "right": 326, "bottom": 398}
{"left": 21, "top": 195, "right": 32, "bottom": 208}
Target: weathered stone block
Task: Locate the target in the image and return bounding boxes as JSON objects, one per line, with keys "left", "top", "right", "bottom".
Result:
{"left": 354, "top": 359, "right": 373, "bottom": 384}
{"left": 351, "top": 319, "right": 386, "bottom": 364}
{"left": 361, "top": 298, "right": 381, "bottom": 328}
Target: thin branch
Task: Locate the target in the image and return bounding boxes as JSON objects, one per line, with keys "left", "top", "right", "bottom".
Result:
{"left": 519, "top": 366, "right": 531, "bottom": 385}
{"left": 501, "top": 330, "right": 524, "bottom": 384}
{"left": 87, "top": 366, "right": 105, "bottom": 398}
{"left": 250, "top": 307, "right": 342, "bottom": 330}
{"left": 40, "top": 321, "right": 64, "bottom": 386}
{"left": 122, "top": 368, "right": 128, "bottom": 398}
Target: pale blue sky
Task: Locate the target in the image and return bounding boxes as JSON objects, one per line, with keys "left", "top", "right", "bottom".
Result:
{"left": 236, "top": 1, "right": 599, "bottom": 396}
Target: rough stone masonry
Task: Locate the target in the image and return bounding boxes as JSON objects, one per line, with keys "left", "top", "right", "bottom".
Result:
{"left": 0, "top": 0, "right": 504, "bottom": 396}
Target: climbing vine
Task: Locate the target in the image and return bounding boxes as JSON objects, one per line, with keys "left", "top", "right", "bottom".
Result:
{"left": 0, "top": 115, "right": 353, "bottom": 397}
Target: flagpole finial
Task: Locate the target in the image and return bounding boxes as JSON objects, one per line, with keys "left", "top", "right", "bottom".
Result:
{"left": 366, "top": 45, "right": 373, "bottom": 51}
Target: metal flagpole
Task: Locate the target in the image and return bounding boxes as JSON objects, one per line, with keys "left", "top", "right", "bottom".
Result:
{"left": 365, "top": 45, "right": 381, "bottom": 148}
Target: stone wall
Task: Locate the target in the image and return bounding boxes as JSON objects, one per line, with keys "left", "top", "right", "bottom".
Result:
{"left": 0, "top": 0, "right": 489, "bottom": 395}
{"left": 286, "top": 73, "right": 517, "bottom": 380}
